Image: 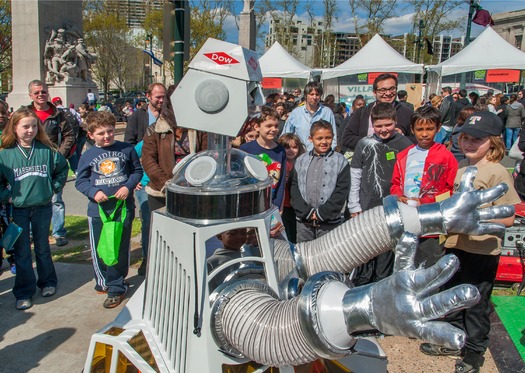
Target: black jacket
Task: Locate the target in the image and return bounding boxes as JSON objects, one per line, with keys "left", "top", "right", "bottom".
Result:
{"left": 341, "top": 101, "right": 415, "bottom": 152}
{"left": 454, "top": 97, "right": 471, "bottom": 118}
{"left": 440, "top": 95, "right": 456, "bottom": 127}
{"left": 124, "top": 107, "right": 150, "bottom": 145}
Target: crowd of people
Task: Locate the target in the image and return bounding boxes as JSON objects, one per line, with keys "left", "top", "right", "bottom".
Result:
{"left": 235, "top": 74, "right": 522, "bottom": 373}
{"left": 0, "top": 75, "right": 523, "bottom": 373}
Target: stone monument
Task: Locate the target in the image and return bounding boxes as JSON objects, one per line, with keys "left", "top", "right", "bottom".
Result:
{"left": 238, "top": 0, "right": 256, "bottom": 50}
{"left": 8, "top": 0, "right": 98, "bottom": 110}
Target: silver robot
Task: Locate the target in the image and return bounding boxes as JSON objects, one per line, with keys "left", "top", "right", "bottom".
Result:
{"left": 84, "top": 39, "right": 513, "bottom": 373}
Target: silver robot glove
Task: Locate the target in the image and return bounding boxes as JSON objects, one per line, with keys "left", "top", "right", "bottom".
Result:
{"left": 342, "top": 233, "right": 480, "bottom": 349}
{"left": 417, "top": 166, "right": 514, "bottom": 236}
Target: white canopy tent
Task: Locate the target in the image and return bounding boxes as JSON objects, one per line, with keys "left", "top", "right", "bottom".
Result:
{"left": 321, "top": 34, "right": 424, "bottom": 80}
{"left": 427, "top": 26, "right": 525, "bottom": 76}
{"left": 259, "top": 41, "right": 321, "bottom": 80}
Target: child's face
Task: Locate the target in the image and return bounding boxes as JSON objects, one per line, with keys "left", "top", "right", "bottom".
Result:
{"left": 256, "top": 118, "right": 279, "bottom": 142}
{"left": 284, "top": 141, "right": 300, "bottom": 161}
{"left": 15, "top": 116, "right": 38, "bottom": 145}
{"left": 372, "top": 118, "right": 397, "bottom": 140}
{"left": 412, "top": 120, "right": 439, "bottom": 150}
{"left": 244, "top": 129, "right": 258, "bottom": 143}
{"left": 459, "top": 133, "right": 491, "bottom": 162}
{"left": 309, "top": 128, "right": 333, "bottom": 154}
{"left": 218, "top": 228, "right": 247, "bottom": 251}
{"left": 89, "top": 125, "right": 115, "bottom": 147}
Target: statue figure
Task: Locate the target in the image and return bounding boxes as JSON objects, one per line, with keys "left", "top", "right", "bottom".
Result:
{"left": 44, "top": 28, "right": 67, "bottom": 83}
{"left": 75, "top": 38, "right": 97, "bottom": 82}
{"left": 43, "top": 26, "right": 97, "bottom": 84}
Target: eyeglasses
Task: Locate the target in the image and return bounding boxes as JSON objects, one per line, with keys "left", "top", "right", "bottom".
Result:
{"left": 376, "top": 87, "right": 397, "bottom": 94}
{"left": 31, "top": 90, "right": 47, "bottom": 95}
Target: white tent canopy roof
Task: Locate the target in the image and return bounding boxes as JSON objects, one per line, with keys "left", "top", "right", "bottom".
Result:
{"left": 427, "top": 27, "right": 525, "bottom": 76}
{"left": 259, "top": 41, "right": 321, "bottom": 80}
{"left": 321, "top": 34, "right": 424, "bottom": 79}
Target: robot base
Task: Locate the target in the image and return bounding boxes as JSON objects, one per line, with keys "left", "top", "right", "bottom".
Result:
{"left": 84, "top": 209, "right": 388, "bottom": 373}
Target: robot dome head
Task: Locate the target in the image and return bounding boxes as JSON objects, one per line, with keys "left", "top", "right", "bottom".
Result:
{"left": 171, "top": 38, "right": 265, "bottom": 137}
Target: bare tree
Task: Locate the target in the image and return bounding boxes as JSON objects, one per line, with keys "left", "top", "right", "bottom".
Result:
{"left": 408, "top": 0, "right": 465, "bottom": 64}
{"left": 259, "top": 0, "right": 300, "bottom": 57}
{"left": 348, "top": 0, "right": 399, "bottom": 46}
{"left": 304, "top": 0, "right": 339, "bottom": 67}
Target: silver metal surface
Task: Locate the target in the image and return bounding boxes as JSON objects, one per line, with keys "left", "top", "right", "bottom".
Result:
{"left": 298, "top": 272, "right": 355, "bottom": 359}
{"left": 420, "top": 166, "right": 514, "bottom": 236}
{"left": 382, "top": 195, "right": 404, "bottom": 244}
{"left": 343, "top": 233, "right": 480, "bottom": 350}
{"left": 211, "top": 280, "right": 275, "bottom": 358}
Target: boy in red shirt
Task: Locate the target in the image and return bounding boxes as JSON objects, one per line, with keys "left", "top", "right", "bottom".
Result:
{"left": 391, "top": 106, "right": 458, "bottom": 267}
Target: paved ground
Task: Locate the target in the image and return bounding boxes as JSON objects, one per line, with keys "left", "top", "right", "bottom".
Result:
{"left": 0, "top": 262, "right": 143, "bottom": 372}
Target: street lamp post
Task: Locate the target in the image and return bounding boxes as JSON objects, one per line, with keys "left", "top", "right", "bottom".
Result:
{"left": 147, "top": 34, "right": 154, "bottom": 85}
{"left": 460, "top": 0, "right": 479, "bottom": 89}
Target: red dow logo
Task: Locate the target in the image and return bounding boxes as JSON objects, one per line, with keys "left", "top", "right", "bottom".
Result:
{"left": 204, "top": 52, "right": 239, "bottom": 65}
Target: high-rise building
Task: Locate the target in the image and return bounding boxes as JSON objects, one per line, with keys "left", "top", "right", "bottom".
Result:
{"left": 105, "top": 0, "right": 164, "bottom": 29}
{"left": 432, "top": 35, "right": 465, "bottom": 63}
{"left": 492, "top": 9, "right": 525, "bottom": 52}
{"left": 265, "top": 18, "right": 324, "bottom": 67}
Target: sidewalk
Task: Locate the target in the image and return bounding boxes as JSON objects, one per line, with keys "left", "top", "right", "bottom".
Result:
{"left": 0, "top": 262, "right": 143, "bottom": 372}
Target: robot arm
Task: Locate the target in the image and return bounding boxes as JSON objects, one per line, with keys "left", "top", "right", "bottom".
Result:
{"left": 293, "top": 167, "right": 512, "bottom": 278}
{"left": 211, "top": 168, "right": 512, "bottom": 366}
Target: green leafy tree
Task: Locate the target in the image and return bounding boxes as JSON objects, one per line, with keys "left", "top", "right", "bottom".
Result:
{"left": 84, "top": 2, "right": 144, "bottom": 94}
{"left": 408, "top": 0, "right": 465, "bottom": 64}
{"left": 0, "top": 0, "right": 11, "bottom": 91}
{"left": 348, "top": 0, "right": 400, "bottom": 46}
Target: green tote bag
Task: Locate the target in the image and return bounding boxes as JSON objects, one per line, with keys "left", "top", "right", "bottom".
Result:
{"left": 97, "top": 197, "right": 127, "bottom": 266}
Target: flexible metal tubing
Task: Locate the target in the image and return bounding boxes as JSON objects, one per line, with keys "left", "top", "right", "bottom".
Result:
{"left": 299, "top": 206, "right": 392, "bottom": 276}
{"left": 218, "top": 207, "right": 393, "bottom": 366}
{"left": 221, "top": 289, "right": 318, "bottom": 366}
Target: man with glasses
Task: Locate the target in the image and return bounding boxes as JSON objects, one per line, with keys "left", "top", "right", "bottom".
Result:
{"left": 27, "top": 79, "right": 75, "bottom": 246}
{"left": 341, "top": 73, "right": 414, "bottom": 153}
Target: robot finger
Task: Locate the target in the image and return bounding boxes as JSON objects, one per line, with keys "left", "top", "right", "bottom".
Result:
{"left": 478, "top": 204, "right": 514, "bottom": 222}
{"left": 455, "top": 166, "right": 478, "bottom": 193}
{"left": 392, "top": 232, "right": 418, "bottom": 272}
{"left": 411, "top": 254, "right": 459, "bottom": 294}
{"left": 418, "top": 321, "right": 468, "bottom": 350}
{"left": 419, "top": 284, "right": 480, "bottom": 322}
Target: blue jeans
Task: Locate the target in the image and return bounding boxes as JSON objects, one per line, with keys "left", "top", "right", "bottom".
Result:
{"left": 68, "top": 132, "right": 87, "bottom": 173}
{"left": 135, "top": 187, "right": 150, "bottom": 258}
{"left": 12, "top": 203, "right": 57, "bottom": 300}
{"left": 434, "top": 126, "right": 452, "bottom": 144}
{"left": 51, "top": 191, "right": 67, "bottom": 238}
{"left": 505, "top": 127, "right": 520, "bottom": 149}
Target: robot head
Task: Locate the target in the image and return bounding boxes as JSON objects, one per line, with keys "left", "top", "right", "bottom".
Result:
{"left": 171, "top": 38, "right": 265, "bottom": 137}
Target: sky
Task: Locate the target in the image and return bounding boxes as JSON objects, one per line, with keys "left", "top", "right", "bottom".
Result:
{"left": 222, "top": 0, "right": 525, "bottom": 48}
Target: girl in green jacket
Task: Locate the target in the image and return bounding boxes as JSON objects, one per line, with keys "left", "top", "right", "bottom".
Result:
{"left": 0, "top": 108, "right": 68, "bottom": 310}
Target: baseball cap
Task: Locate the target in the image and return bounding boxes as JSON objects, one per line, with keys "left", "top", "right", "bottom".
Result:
{"left": 51, "top": 97, "right": 62, "bottom": 105}
{"left": 455, "top": 111, "right": 503, "bottom": 138}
